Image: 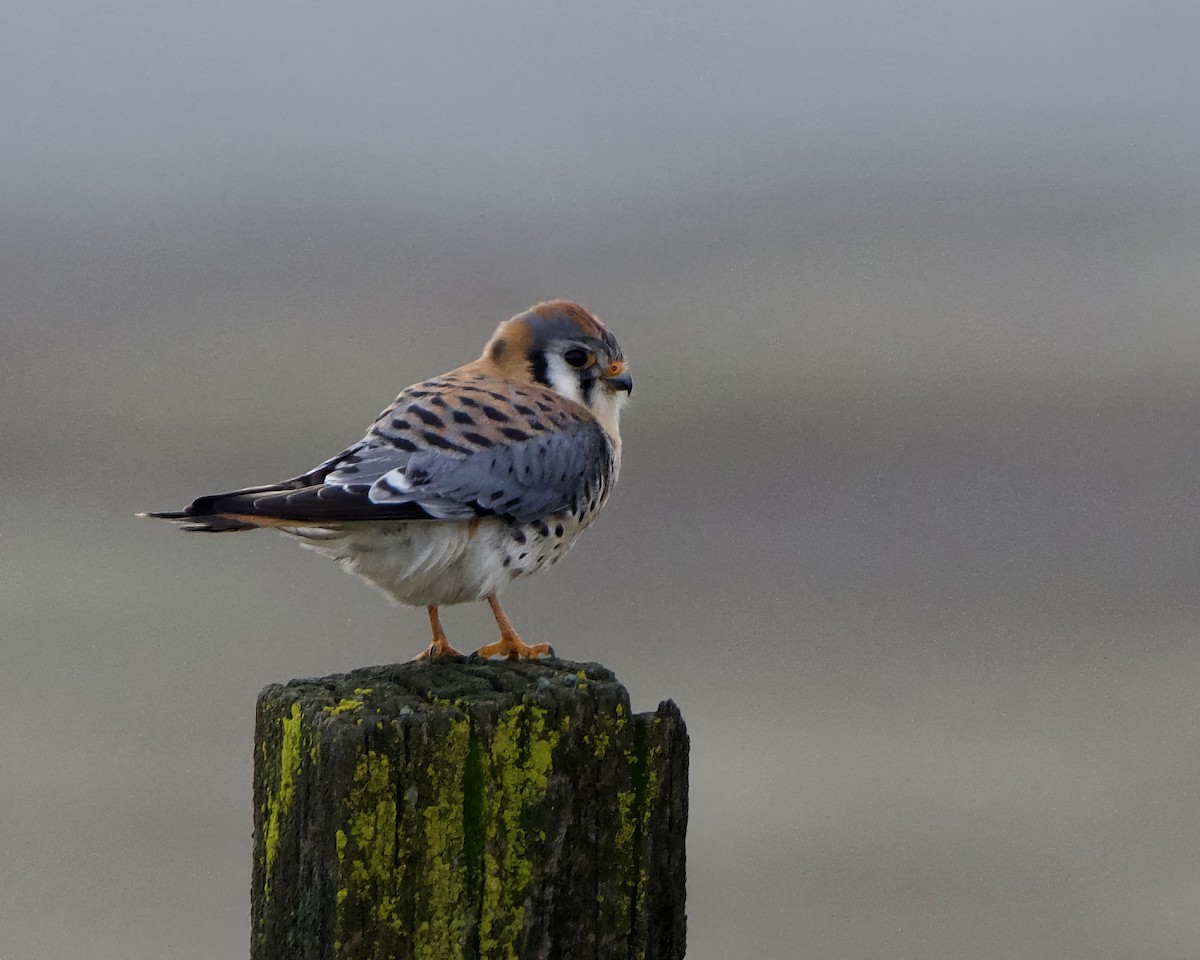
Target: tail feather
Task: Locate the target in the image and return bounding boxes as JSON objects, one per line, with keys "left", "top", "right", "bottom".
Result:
{"left": 142, "top": 445, "right": 375, "bottom": 533}
{"left": 139, "top": 482, "right": 299, "bottom": 532}
{"left": 139, "top": 509, "right": 262, "bottom": 532}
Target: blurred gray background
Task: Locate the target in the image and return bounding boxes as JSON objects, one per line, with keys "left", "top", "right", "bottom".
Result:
{"left": 3, "top": 2, "right": 1200, "bottom": 958}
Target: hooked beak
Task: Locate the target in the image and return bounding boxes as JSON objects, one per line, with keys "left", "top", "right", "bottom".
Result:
{"left": 602, "top": 360, "right": 633, "bottom": 394}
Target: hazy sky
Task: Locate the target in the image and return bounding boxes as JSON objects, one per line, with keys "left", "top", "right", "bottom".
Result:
{"left": 4, "top": 1, "right": 1199, "bottom": 211}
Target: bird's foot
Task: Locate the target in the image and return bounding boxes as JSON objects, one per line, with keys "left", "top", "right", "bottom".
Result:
{"left": 471, "top": 636, "right": 555, "bottom": 661}
{"left": 412, "top": 639, "right": 467, "bottom": 661}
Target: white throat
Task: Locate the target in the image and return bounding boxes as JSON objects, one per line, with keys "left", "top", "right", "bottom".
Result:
{"left": 543, "top": 354, "right": 626, "bottom": 458}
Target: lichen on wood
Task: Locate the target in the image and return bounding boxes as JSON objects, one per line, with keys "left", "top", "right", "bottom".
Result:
{"left": 251, "top": 659, "right": 687, "bottom": 960}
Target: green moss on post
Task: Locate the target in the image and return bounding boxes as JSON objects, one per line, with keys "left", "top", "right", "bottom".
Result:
{"left": 251, "top": 659, "right": 687, "bottom": 960}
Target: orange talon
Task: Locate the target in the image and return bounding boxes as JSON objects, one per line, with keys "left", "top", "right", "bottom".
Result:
{"left": 473, "top": 594, "right": 554, "bottom": 660}
{"left": 412, "top": 605, "right": 466, "bottom": 660}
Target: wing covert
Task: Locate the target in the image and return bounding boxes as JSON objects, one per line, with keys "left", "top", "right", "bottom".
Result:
{"left": 153, "top": 374, "right": 615, "bottom": 527}
{"left": 324, "top": 417, "right": 612, "bottom": 524}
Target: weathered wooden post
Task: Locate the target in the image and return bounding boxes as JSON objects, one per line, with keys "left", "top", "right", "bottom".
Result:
{"left": 251, "top": 658, "right": 688, "bottom": 960}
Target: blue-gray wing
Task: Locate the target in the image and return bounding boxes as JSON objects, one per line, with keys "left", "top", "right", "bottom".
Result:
{"left": 149, "top": 375, "right": 614, "bottom": 529}
{"left": 332, "top": 418, "right": 613, "bottom": 524}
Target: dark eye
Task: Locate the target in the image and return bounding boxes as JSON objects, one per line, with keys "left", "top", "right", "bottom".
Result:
{"left": 563, "top": 348, "right": 589, "bottom": 368}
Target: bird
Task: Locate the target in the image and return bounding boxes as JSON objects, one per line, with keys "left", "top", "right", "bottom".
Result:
{"left": 143, "top": 299, "right": 632, "bottom": 661}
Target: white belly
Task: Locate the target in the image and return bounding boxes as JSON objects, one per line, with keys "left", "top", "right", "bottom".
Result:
{"left": 278, "top": 513, "right": 589, "bottom": 607}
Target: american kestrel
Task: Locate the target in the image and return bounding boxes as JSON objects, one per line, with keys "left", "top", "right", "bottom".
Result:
{"left": 144, "top": 300, "right": 631, "bottom": 661}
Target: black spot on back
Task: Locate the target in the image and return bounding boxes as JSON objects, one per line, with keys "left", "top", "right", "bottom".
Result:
{"left": 422, "top": 431, "right": 469, "bottom": 453}
{"left": 412, "top": 407, "right": 445, "bottom": 428}
{"left": 391, "top": 437, "right": 418, "bottom": 452}
{"left": 429, "top": 395, "right": 448, "bottom": 409}
{"left": 391, "top": 417, "right": 412, "bottom": 431}
{"left": 501, "top": 427, "right": 531, "bottom": 442}
{"left": 481, "top": 405, "right": 507, "bottom": 422}
{"left": 462, "top": 432, "right": 493, "bottom": 447}
{"left": 452, "top": 409, "right": 475, "bottom": 425}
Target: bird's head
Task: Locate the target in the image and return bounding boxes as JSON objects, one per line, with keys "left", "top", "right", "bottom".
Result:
{"left": 483, "top": 300, "right": 632, "bottom": 425}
